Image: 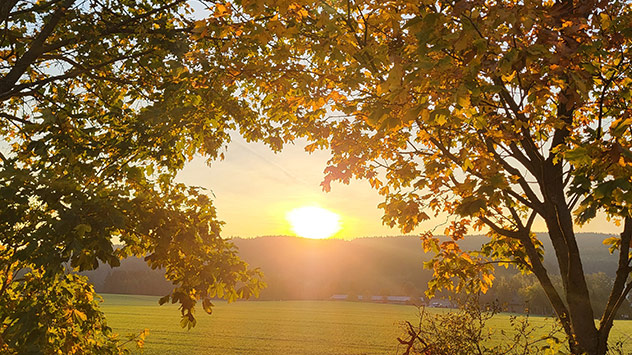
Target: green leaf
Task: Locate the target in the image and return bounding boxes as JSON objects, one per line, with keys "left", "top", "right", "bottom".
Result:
{"left": 455, "top": 197, "right": 486, "bottom": 217}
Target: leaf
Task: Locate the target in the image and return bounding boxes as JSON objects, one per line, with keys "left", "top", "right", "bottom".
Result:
{"left": 202, "top": 298, "right": 214, "bottom": 314}
{"left": 159, "top": 295, "right": 170, "bottom": 305}
{"left": 455, "top": 197, "right": 486, "bottom": 217}
{"left": 73, "top": 224, "right": 92, "bottom": 237}
{"left": 462, "top": 159, "right": 473, "bottom": 171}
{"left": 603, "top": 236, "right": 621, "bottom": 254}
{"left": 71, "top": 310, "right": 87, "bottom": 322}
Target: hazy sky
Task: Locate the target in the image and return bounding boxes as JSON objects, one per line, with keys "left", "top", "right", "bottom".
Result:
{"left": 177, "top": 134, "right": 413, "bottom": 239}
{"left": 177, "top": 133, "right": 620, "bottom": 239}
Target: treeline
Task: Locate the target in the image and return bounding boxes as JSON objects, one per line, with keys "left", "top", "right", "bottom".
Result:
{"left": 481, "top": 272, "right": 632, "bottom": 318}
{"left": 83, "top": 234, "right": 630, "bottom": 318}
{"left": 81, "top": 255, "right": 172, "bottom": 296}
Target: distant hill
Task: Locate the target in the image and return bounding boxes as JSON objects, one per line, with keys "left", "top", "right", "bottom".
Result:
{"left": 84, "top": 233, "right": 618, "bottom": 300}
{"left": 233, "top": 236, "right": 432, "bottom": 300}
{"left": 539, "top": 232, "right": 618, "bottom": 275}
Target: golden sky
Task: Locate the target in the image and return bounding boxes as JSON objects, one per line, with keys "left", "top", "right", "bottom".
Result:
{"left": 176, "top": 134, "right": 620, "bottom": 239}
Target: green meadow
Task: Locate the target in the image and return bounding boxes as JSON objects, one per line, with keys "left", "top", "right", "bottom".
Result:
{"left": 100, "top": 294, "right": 632, "bottom": 354}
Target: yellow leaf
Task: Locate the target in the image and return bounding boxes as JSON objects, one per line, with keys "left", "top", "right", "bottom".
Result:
{"left": 501, "top": 71, "right": 516, "bottom": 82}
{"left": 214, "top": 3, "right": 230, "bottom": 17}
{"left": 462, "top": 159, "right": 473, "bottom": 171}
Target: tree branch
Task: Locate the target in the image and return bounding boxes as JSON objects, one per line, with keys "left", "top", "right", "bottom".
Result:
{"left": 0, "top": 0, "right": 75, "bottom": 95}
{"left": 599, "top": 216, "right": 632, "bottom": 334}
{"left": 480, "top": 212, "right": 572, "bottom": 339}
{"left": 0, "top": 0, "right": 19, "bottom": 24}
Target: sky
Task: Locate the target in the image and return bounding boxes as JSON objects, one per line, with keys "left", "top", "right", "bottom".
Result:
{"left": 176, "top": 133, "right": 620, "bottom": 240}
{"left": 176, "top": 134, "right": 420, "bottom": 239}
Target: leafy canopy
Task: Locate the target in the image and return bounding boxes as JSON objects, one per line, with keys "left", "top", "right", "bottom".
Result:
{"left": 206, "top": 0, "right": 632, "bottom": 353}
{"left": 0, "top": 0, "right": 273, "bottom": 351}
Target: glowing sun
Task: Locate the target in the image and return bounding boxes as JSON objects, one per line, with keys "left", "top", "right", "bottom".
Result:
{"left": 286, "top": 206, "right": 342, "bottom": 239}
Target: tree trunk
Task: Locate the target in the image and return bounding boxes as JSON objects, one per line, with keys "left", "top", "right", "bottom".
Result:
{"left": 540, "top": 164, "right": 600, "bottom": 354}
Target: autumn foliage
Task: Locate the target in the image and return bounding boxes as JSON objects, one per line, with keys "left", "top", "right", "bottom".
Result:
{"left": 204, "top": 0, "right": 632, "bottom": 354}
{"left": 0, "top": 0, "right": 266, "bottom": 351}
{"left": 3, "top": 0, "right": 632, "bottom": 354}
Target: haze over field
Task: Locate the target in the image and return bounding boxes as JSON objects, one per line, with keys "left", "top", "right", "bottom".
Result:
{"left": 84, "top": 234, "right": 623, "bottom": 316}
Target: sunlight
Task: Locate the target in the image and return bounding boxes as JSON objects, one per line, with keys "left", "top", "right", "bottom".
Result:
{"left": 286, "top": 206, "right": 342, "bottom": 239}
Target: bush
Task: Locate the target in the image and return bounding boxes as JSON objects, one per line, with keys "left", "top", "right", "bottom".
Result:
{"left": 396, "top": 298, "right": 565, "bottom": 355}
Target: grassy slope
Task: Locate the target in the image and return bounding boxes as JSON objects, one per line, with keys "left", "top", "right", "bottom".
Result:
{"left": 101, "top": 294, "right": 632, "bottom": 354}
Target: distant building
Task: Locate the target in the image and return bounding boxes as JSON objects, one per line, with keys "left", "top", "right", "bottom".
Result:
{"left": 386, "top": 296, "right": 411, "bottom": 304}
{"left": 428, "top": 299, "right": 452, "bottom": 308}
{"left": 330, "top": 294, "right": 424, "bottom": 305}
{"left": 330, "top": 294, "right": 349, "bottom": 300}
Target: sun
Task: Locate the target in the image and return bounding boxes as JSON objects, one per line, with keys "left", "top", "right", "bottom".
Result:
{"left": 286, "top": 206, "right": 342, "bottom": 239}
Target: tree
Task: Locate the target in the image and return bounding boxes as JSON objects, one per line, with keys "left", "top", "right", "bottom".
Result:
{"left": 0, "top": 247, "right": 149, "bottom": 354}
{"left": 0, "top": 0, "right": 268, "bottom": 351}
{"left": 210, "top": 0, "right": 632, "bottom": 353}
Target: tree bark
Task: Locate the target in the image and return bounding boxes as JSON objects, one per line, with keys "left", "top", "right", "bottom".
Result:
{"left": 540, "top": 168, "right": 599, "bottom": 354}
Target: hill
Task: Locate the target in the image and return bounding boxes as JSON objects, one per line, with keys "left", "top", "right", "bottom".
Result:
{"left": 84, "top": 233, "right": 618, "bottom": 300}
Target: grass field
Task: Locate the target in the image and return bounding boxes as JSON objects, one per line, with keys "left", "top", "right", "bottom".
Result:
{"left": 100, "top": 294, "right": 632, "bottom": 354}
{"left": 101, "top": 294, "right": 420, "bottom": 354}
